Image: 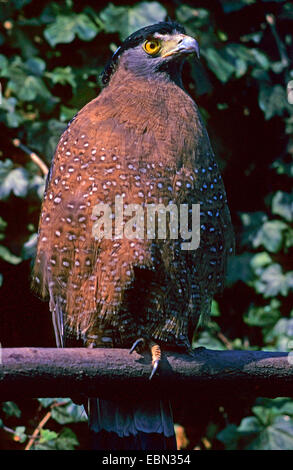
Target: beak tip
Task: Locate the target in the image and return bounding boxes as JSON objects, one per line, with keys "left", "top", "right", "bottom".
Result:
{"left": 195, "top": 44, "right": 200, "bottom": 59}
{"left": 181, "top": 35, "right": 200, "bottom": 59}
{"left": 191, "top": 38, "right": 200, "bottom": 59}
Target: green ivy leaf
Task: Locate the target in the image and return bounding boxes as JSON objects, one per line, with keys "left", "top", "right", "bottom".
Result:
{"left": 223, "top": 44, "right": 269, "bottom": 78}
{"left": 176, "top": 6, "right": 210, "bottom": 30}
{"left": 10, "top": 75, "right": 51, "bottom": 102}
{"left": 51, "top": 401, "right": 87, "bottom": 424}
{"left": 240, "top": 212, "right": 268, "bottom": 247}
{"left": 100, "top": 2, "right": 166, "bottom": 40}
{"left": 44, "top": 13, "right": 99, "bottom": 47}
{"left": 253, "top": 220, "right": 288, "bottom": 253}
{"left": 1, "top": 56, "right": 58, "bottom": 111}
{"left": 272, "top": 191, "right": 293, "bottom": 222}
{"left": 248, "top": 416, "right": 293, "bottom": 450}
{"left": 264, "top": 318, "right": 293, "bottom": 349}
{"left": 26, "top": 119, "right": 67, "bottom": 160}
{"left": 0, "top": 164, "right": 29, "bottom": 199}
{"left": 55, "top": 428, "right": 79, "bottom": 450}
{"left": 250, "top": 252, "right": 273, "bottom": 276}
{"left": 0, "top": 54, "right": 8, "bottom": 73}
{"left": 2, "top": 401, "right": 21, "bottom": 417}
{"left": 272, "top": 158, "right": 293, "bottom": 177}
{"left": 259, "top": 84, "right": 289, "bottom": 120}
{"left": 237, "top": 416, "right": 262, "bottom": 435}
{"left": 11, "top": 0, "right": 32, "bottom": 10}
{"left": 250, "top": 48, "right": 270, "bottom": 68}
{"left": 0, "top": 97, "right": 24, "bottom": 128}
{"left": 37, "top": 398, "right": 68, "bottom": 408}
{"left": 59, "top": 105, "right": 78, "bottom": 122}
{"left": 244, "top": 299, "right": 281, "bottom": 327}
{"left": 39, "top": 429, "right": 58, "bottom": 443}
{"left": 0, "top": 246, "right": 22, "bottom": 265}
{"left": 255, "top": 398, "right": 293, "bottom": 417}
{"left": 33, "top": 427, "right": 79, "bottom": 450}
{"left": 254, "top": 264, "right": 293, "bottom": 297}
{"left": 277, "top": 401, "right": 293, "bottom": 416}
{"left": 193, "top": 330, "right": 226, "bottom": 350}
{"left": 217, "top": 424, "right": 239, "bottom": 450}
{"left": 201, "top": 43, "right": 269, "bottom": 84}
{"left": 226, "top": 253, "right": 254, "bottom": 285}
{"left": 218, "top": 401, "right": 293, "bottom": 450}
{"left": 14, "top": 426, "right": 27, "bottom": 444}
{"left": 39, "top": 2, "right": 68, "bottom": 25}
{"left": 21, "top": 233, "right": 38, "bottom": 260}
{"left": 202, "top": 48, "right": 235, "bottom": 83}
{"left": 219, "top": 0, "right": 256, "bottom": 13}
{"left": 252, "top": 405, "right": 274, "bottom": 426}
{"left": 25, "top": 57, "right": 46, "bottom": 76}
{"left": 29, "top": 174, "right": 46, "bottom": 200}
{"left": 47, "top": 66, "right": 76, "bottom": 88}
{"left": 100, "top": 4, "right": 129, "bottom": 36}
{"left": 211, "top": 299, "right": 221, "bottom": 317}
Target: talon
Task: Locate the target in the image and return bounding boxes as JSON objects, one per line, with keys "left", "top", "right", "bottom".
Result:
{"left": 149, "top": 343, "right": 161, "bottom": 380}
{"left": 149, "top": 359, "right": 159, "bottom": 380}
{"left": 129, "top": 337, "right": 145, "bottom": 354}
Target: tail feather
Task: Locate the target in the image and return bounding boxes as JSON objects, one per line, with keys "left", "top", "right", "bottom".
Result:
{"left": 88, "top": 398, "right": 176, "bottom": 450}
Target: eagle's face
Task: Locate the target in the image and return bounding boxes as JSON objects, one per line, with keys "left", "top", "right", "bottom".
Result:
{"left": 102, "top": 21, "right": 200, "bottom": 85}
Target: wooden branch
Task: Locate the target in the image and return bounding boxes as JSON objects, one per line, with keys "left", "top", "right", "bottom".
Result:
{"left": 12, "top": 138, "right": 49, "bottom": 176}
{"left": 0, "top": 348, "right": 292, "bottom": 402}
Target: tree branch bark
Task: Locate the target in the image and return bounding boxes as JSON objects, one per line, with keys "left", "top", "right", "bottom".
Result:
{"left": 0, "top": 347, "right": 292, "bottom": 401}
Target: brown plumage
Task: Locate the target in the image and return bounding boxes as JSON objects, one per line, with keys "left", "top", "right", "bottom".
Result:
{"left": 32, "top": 21, "right": 233, "bottom": 449}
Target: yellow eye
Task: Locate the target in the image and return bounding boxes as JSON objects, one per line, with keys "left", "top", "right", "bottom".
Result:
{"left": 143, "top": 39, "right": 161, "bottom": 55}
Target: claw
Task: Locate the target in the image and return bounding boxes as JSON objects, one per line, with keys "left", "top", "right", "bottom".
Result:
{"left": 149, "top": 359, "right": 159, "bottom": 380}
{"left": 129, "top": 337, "right": 145, "bottom": 354}
{"left": 129, "top": 338, "right": 161, "bottom": 380}
{"left": 149, "top": 343, "right": 161, "bottom": 380}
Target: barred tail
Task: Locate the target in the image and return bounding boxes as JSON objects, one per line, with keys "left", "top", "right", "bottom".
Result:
{"left": 88, "top": 398, "right": 176, "bottom": 450}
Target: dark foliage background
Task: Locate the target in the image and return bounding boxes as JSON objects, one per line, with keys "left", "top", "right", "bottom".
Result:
{"left": 0, "top": 0, "right": 292, "bottom": 450}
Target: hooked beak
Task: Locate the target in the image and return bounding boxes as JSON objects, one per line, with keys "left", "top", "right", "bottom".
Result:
{"left": 161, "top": 34, "right": 200, "bottom": 59}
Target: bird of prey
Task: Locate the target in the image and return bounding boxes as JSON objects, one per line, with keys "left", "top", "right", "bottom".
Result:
{"left": 32, "top": 20, "right": 234, "bottom": 450}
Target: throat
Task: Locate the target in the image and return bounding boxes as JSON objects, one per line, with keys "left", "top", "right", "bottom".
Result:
{"left": 157, "top": 60, "right": 184, "bottom": 88}
{"left": 109, "top": 56, "right": 184, "bottom": 89}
